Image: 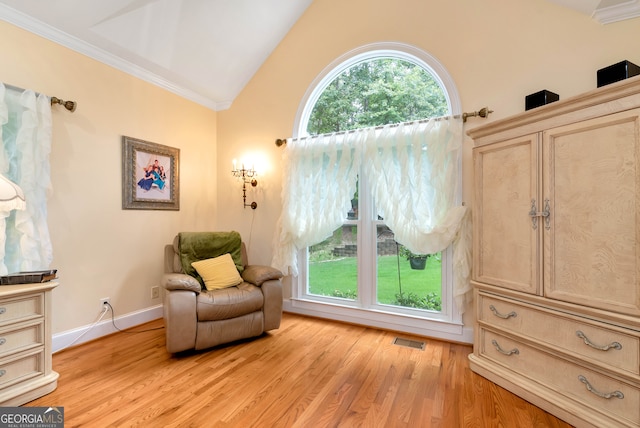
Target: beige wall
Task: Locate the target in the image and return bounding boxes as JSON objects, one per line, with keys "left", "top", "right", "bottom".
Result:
{"left": 0, "top": 20, "right": 218, "bottom": 335}
{"left": 217, "top": 0, "right": 640, "bottom": 325}
{"left": 2, "top": 0, "right": 640, "bottom": 339}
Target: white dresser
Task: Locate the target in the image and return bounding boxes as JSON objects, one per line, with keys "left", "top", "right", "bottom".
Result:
{"left": 468, "top": 76, "right": 640, "bottom": 428}
{"left": 0, "top": 281, "right": 58, "bottom": 406}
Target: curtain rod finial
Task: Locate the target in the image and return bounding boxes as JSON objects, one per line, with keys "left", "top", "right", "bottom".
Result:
{"left": 275, "top": 138, "right": 287, "bottom": 147}
{"left": 462, "top": 107, "right": 492, "bottom": 123}
{"left": 51, "top": 96, "right": 77, "bottom": 112}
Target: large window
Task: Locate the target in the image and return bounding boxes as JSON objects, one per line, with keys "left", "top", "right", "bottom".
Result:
{"left": 286, "top": 43, "right": 468, "bottom": 342}
{"left": 306, "top": 57, "right": 448, "bottom": 312}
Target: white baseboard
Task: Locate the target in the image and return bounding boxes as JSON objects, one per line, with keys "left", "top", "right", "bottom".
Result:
{"left": 53, "top": 301, "right": 473, "bottom": 353}
{"left": 52, "top": 305, "right": 163, "bottom": 353}
{"left": 283, "top": 298, "right": 474, "bottom": 344}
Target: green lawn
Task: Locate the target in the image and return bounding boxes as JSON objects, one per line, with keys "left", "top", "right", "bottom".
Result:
{"left": 308, "top": 254, "right": 441, "bottom": 308}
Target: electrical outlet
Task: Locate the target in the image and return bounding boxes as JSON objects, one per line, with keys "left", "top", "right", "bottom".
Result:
{"left": 151, "top": 286, "right": 160, "bottom": 299}
{"left": 100, "top": 297, "right": 110, "bottom": 312}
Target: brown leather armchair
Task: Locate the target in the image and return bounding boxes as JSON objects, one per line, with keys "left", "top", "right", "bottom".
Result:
{"left": 161, "top": 232, "right": 283, "bottom": 353}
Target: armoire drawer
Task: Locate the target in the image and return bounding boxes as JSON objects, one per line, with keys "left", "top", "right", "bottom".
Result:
{"left": 0, "top": 349, "right": 44, "bottom": 389}
{"left": 479, "top": 328, "right": 640, "bottom": 427}
{"left": 0, "top": 293, "right": 43, "bottom": 327}
{"left": 478, "top": 293, "right": 639, "bottom": 376}
{"left": 0, "top": 321, "right": 44, "bottom": 359}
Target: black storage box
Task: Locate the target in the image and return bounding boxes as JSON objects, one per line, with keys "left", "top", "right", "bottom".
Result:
{"left": 525, "top": 90, "right": 559, "bottom": 111}
{"left": 597, "top": 60, "right": 640, "bottom": 87}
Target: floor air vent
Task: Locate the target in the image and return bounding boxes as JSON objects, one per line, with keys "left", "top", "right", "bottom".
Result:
{"left": 393, "top": 337, "right": 426, "bottom": 350}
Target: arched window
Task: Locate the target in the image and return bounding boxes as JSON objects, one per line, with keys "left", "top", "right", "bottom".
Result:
{"left": 295, "top": 42, "right": 461, "bottom": 136}
{"left": 283, "top": 43, "right": 469, "bottom": 342}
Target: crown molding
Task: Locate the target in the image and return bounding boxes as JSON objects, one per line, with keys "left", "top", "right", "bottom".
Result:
{"left": 546, "top": 0, "right": 640, "bottom": 24}
{"left": 0, "top": 3, "right": 225, "bottom": 111}
{"left": 592, "top": 0, "right": 640, "bottom": 24}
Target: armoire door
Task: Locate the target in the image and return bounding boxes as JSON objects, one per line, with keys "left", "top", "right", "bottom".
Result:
{"left": 543, "top": 108, "right": 640, "bottom": 316}
{"left": 473, "top": 134, "right": 541, "bottom": 294}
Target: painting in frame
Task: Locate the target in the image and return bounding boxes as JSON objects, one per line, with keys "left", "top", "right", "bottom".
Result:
{"left": 122, "top": 136, "right": 180, "bottom": 210}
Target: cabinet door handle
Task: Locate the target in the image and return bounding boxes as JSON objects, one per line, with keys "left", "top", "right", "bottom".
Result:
{"left": 542, "top": 199, "right": 551, "bottom": 230}
{"left": 578, "top": 375, "right": 624, "bottom": 400}
{"left": 528, "top": 199, "right": 551, "bottom": 230}
{"left": 529, "top": 199, "right": 539, "bottom": 230}
{"left": 491, "top": 339, "right": 519, "bottom": 356}
{"left": 576, "top": 331, "right": 622, "bottom": 351}
{"left": 489, "top": 305, "right": 517, "bottom": 319}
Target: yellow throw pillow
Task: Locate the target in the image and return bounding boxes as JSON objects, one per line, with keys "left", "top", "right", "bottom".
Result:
{"left": 191, "top": 253, "right": 243, "bottom": 291}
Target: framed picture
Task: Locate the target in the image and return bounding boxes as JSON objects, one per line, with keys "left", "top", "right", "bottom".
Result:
{"left": 122, "top": 136, "right": 180, "bottom": 210}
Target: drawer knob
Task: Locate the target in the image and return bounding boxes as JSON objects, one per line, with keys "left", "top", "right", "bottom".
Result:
{"left": 0, "top": 370, "right": 4, "bottom": 377}
{"left": 489, "top": 305, "right": 517, "bottom": 319}
{"left": 0, "top": 338, "right": 5, "bottom": 346}
{"left": 0, "top": 307, "right": 5, "bottom": 315}
{"left": 578, "top": 375, "right": 624, "bottom": 400}
{"left": 491, "top": 339, "right": 519, "bottom": 356}
{"left": 576, "top": 331, "right": 622, "bottom": 351}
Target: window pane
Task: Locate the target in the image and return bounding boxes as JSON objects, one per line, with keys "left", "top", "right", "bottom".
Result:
{"left": 308, "top": 226, "right": 358, "bottom": 300}
{"left": 307, "top": 59, "right": 449, "bottom": 134}
{"left": 376, "top": 226, "right": 442, "bottom": 311}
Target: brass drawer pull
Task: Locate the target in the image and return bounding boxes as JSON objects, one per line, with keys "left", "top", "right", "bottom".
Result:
{"left": 576, "top": 331, "right": 622, "bottom": 351}
{"left": 578, "top": 375, "right": 624, "bottom": 400}
{"left": 491, "top": 339, "right": 519, "bottom": 356}
{"left": 489, "top": 305, "right": 517, "bottom": 319}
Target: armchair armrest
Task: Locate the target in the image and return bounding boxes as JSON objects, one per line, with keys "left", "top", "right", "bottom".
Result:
{"left": 161, "top": 273, "right": 201, "bottom": 293}
{"left": 242, "top": 265, "right": 283, "bottom": 286}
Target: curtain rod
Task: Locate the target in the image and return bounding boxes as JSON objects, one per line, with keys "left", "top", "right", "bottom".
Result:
{"left": 275, "top": 107, "right": 492, "bottom": 147}
{"left": 4, "top": 83, "right": 77, "bottom": 113}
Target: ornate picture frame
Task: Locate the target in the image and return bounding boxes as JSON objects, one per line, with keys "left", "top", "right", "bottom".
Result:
{"left": 122, "top": 136, "right": 180, "bottom": 210}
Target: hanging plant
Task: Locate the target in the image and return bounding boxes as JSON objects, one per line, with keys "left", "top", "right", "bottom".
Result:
{"left": 398, "top": 245, "right": 429, "bottom": 270}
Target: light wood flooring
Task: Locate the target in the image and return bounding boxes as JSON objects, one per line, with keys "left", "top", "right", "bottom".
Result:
{"left": 27, "top": 313, "right": 573, "bottom": 427}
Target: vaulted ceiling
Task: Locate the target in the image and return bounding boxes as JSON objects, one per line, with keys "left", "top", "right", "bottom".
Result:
{"left": 0, "top": 0, "right": 313, "bottom": 110}
{"left": 0, "top": 0, "right": 637, "bottom": 111}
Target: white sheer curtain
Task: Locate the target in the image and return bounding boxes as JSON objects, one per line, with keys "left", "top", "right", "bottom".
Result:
{"left": 0, "top": 83, "right": 53, "bottom": 274}
{"left": 272, "top": 132, "right": 362, "bottom": 276}
{"left": 361, "top": 119, "right": 471, "bottom": 312}
{"left": 272, "top": 116, "right": 472, "bottom": 313}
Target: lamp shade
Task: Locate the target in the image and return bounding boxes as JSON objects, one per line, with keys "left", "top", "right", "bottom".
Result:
{"left": 0, "top": 174, "right": 25, "bottom": 212}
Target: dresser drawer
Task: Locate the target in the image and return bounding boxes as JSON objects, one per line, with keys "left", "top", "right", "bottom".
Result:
{"left": 0, "top": 321, "right": 44, "bottom": 359}
{"left": 478, "top": 293, "right": 640, "bottom": 376}
{"left": 479, "top": 328, "right": 640, "bottom": 427}
{"left": 0, "top": 349, "right": 44, "bottom": 390}
{"left": 0, "top": 293, "right": 43, "bottom": 327}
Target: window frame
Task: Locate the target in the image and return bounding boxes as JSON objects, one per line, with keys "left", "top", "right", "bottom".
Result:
{"left": 284, "top": 42, "right": 470, "bottom": 343}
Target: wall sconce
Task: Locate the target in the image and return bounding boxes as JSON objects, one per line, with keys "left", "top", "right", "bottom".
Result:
{"left": 231, "top": 160, "right": 257, "bottom": 209}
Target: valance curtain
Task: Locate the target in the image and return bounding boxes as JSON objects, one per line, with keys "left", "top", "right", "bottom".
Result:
{"left": 0, "top": 83, "right": 53, "bottom": 274}
{"left": 272, "top": 116, "right": 472, "bottom": 313}
{"left": 272, "top": 131, "right": 363, "bottom": 274}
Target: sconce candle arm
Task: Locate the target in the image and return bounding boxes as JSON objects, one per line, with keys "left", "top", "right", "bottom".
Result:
{"left": 231, "top": 164, "right": 258, "bottom": 209}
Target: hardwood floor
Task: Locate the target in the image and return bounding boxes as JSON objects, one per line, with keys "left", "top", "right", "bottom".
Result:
{"left": 27, "top": 313, "right": 573, "bottom": 427}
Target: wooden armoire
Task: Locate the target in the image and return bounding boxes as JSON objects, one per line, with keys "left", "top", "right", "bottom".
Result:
{"left": 468, "top": 76, "right": 640, "bottom": 428}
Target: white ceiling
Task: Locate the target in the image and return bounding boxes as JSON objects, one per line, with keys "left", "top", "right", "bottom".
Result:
{"left": 0, "top": 0, "right": 312, "bottom": 110}
{"left": 0, "top": 0, "right": 637, "bottom": 111}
